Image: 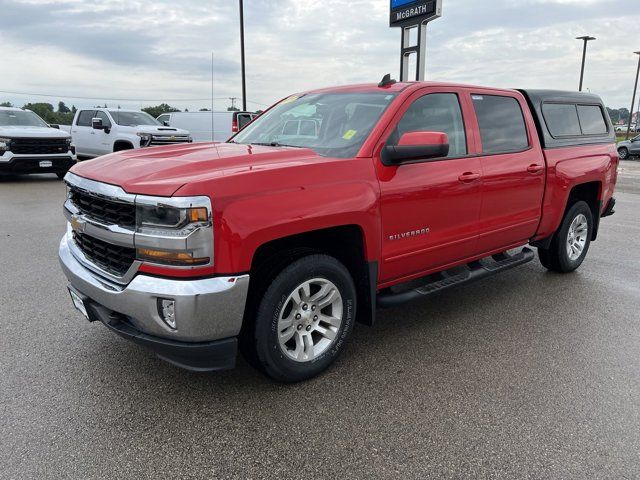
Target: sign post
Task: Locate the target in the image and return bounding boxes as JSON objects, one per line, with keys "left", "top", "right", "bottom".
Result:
{"left": 390, "top": 0, "right": 442, "bottom": 82}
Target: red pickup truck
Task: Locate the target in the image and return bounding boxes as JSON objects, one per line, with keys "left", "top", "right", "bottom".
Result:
{"left": 59, "top": 79, "right": 618, "bottom": 382}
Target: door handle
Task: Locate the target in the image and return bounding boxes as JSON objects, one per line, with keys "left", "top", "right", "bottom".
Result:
{"left": 527, "top": 164, "right": 544, "bottom": 174}
{"left": 458, "top": 172, "right": 481, "bottom": 183}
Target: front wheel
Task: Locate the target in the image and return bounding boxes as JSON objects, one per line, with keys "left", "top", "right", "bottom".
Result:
{"left": 538, "top": 200, "right": 593, "bottom": 273}
{"left": 618, "top": 147, "right": 629, "bottom": 160}
{"left": 244, "top": 254, "right": 356, "bottom": 382}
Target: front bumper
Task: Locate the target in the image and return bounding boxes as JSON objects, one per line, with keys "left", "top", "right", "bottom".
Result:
{"left": 0, "top": 152, "right": 76, "bottom": 174}
{"left": 59, "top": 233, "right": 250, "bottom": 371}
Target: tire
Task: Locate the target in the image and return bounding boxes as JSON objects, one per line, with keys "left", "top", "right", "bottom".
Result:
{"left": 56, "top": 171, "right": 67, "bottom": 180}
{"left": 243, "top": 254, "right": 356, "bottom": 382}
{"left": 538, "top": 200, "right": 593, "bottom": 273}
{"left": 618, "top": 147, "right": 629, "bottom": 160}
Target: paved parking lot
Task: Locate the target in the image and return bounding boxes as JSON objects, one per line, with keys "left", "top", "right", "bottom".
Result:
{"left": 2, "top": 163, "right": 639, "bottom": 479}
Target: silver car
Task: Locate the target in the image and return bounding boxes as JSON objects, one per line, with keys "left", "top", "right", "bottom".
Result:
{"left": 618, "top": 135, "right": 640, "bottom": 160}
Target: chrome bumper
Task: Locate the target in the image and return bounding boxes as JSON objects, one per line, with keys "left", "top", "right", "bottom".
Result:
{"left": 59, "top": 232, "right": 249, "bottom": 343}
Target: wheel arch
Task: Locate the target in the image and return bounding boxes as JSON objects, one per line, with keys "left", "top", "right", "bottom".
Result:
{"left": 113, "top": 140, "right": 135, "bottom": 152}
{"left": 244, "top": 225, "right": 377, "bottom": 329}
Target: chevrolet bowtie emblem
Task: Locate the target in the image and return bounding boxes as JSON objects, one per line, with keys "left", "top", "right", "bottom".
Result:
{"left": 70, "top": 215, "right": 86, "bottom": 234}
{"left": 169, "top": 136, "right": 176, "bottom": 141}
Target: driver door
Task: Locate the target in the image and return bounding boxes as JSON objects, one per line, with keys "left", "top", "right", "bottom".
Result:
{"left": 376, "top": 89, "right": 482, "bottom": 284}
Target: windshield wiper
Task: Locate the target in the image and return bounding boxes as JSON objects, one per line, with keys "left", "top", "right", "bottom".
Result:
{"left": 249, "top": 142, "right": 304, "bottom": 148}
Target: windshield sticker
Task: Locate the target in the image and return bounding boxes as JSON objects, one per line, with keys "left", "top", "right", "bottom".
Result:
{"left": 342, "top": 129, "right": 357, "bottom": 140}
{"left": 472, "top": 95, "right": 484, "bottom": 101}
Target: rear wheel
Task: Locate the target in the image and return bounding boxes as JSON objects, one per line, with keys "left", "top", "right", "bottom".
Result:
{"left": 538, "top": 201, "right": 593, "bottom": 273}
{"left": 243, "top": 254, "right": 356, "bottom": 382}
{"left": 56, "top": 171, "right": 67, "bottom": 180}
{"left": 618, "top": 147, "right": 629, "bottom": 160}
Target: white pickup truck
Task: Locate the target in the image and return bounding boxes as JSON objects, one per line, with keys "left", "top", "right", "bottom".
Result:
{"left": 71, "top": 108, "right": 192, "bottom": 158}
{"left": 0, "top": 106, "right": 76, "bottom": 178}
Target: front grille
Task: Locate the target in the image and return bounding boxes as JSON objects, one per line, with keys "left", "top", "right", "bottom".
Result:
{"left": 150, "top": 135, "right": 191, "bottom": 146}
{"left": 69, "top": 187, "right": 136, "bottom": 227}
{"left": 11, "top": 138, "right": 69, "bottom": 155}
{"left": 73, "top": 232, "right": 135, "bottom": 276}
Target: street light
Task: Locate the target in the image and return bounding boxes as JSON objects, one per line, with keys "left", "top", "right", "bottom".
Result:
{"left": 625, "top": 51, "right": 640, "bottom": 140}
{"left": 239, "top": 0, "right": 247, "bottom": 112}
{"left": 576, "top": 36, "right": 596, "bottom": 92}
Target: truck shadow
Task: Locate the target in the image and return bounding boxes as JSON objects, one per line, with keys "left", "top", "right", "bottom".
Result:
{"left": 0, "top": 173, "right": 63, "bottom": 184}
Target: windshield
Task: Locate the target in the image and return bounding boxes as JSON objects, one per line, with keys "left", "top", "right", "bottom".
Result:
{"left": 0, "top": 110, "right": 49, "bottom": 127}
{"left": 109, "top": 111, "right": 160, "bottom": 127}
{"left": 231, "top": 92, "right": 397, "bottom": 158}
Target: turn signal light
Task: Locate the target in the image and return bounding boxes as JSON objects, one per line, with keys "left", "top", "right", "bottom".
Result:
{"left": 187, "top": 207, "right": 209, "bottom": 223}
{"left": 137, "top": 248, "right": 210, "bottom": 266}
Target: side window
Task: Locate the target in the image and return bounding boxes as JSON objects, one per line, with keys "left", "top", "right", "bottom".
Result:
{"left": 389, "top": 93, "right": 467, "bottom": 157}
{"left": 77, "top": 110, "right": 96, "bottom": 127}
{"left": 472, "top": 95, "right": 529, "bottom": 154}
{"left": 577, "top": 105, "right": 608, "bottom": 135}
{"left": 157, "top": 114, "right": 170, "bottom": 125}
{"left": 95, "top": 111, "right": 111, "bottom": 128}
{"left": 542, "top": 103, "right": 581, "bottom": 137}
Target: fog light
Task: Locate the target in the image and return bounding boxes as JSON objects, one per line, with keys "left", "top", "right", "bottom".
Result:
{"left": 158, "top": 298, "right": 176, "bottom": 329}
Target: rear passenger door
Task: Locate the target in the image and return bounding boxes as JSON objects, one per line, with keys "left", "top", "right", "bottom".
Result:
{"left": 469, "top": 92, "right": 545, "bottom": 252}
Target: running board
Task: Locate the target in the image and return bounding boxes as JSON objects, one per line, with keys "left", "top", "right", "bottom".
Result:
{"left": 377, "top": 247, "right": 535, "bottom": 308}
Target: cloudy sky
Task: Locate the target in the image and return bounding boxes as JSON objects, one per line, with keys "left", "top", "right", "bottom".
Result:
{"left": 1, "top": 0, "right": 639, "bottom": 112}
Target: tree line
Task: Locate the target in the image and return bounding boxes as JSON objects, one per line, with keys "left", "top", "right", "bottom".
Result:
{"left": 2, "top": 99, "right": 631, "bottom": 125}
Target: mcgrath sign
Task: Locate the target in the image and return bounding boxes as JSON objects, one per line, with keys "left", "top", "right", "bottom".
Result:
{"left": 390, "top": 0, "right": 441, "bottom": 27}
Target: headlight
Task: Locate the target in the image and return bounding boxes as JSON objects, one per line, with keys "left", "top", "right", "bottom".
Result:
{"left": 0, "top": 137, "right": 11, "bottom": 153}
{"left": 135, "top": 196, "right": 213, "bottom": 268}
{"left": 137, "top": 132, "right": 152, "bottom": 147}
{"left": 137, "top": 204, "right": 208, "bottom": 230}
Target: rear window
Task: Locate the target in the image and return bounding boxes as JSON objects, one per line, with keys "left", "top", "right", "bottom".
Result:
{"left": 577, "top": 105, "right": 608, "bottom": 135}
{"left": 542, "top": 103, "right": 608, "bottom": 137}
{"left": 542, "top": 104, "right": 581, "bottom": 137}
{"left": 472, "top": 94, "right": 529, "bottom": 154}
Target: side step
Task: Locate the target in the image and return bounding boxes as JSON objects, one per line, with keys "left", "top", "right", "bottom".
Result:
{"left": 377, "top": 247, "right": 535, "bottom": 308}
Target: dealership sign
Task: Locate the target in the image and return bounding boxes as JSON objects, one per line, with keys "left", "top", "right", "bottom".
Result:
{"left": 390, "top": 0, "right": 442, "bottom": 27}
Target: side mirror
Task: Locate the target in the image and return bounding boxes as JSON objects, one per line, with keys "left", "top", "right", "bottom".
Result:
{"left": 92, "top": 118, "right": 104, "bottom": 130}
{"left": 49, "top": 124, "right": 60, "bottom": 129}
{"left": 381, "top": 131, "right": 449, "bottom": 166}
{"left": 163, "top": 120, "right": 170, "bottom": 126}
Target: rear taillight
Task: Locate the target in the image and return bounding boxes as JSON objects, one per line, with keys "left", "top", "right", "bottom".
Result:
{"left": 231, "top": 120, "right": 238, "bottom": 133}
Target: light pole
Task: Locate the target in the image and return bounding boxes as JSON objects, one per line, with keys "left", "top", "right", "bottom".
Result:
{"left": 239, "top": 0, "right": 247, "bottom": 112}
{"left": 576, "top": 36, "right": 596, "bottom": 92}
{"left": 625, "top": 51, "right": 640, "bottom": 140}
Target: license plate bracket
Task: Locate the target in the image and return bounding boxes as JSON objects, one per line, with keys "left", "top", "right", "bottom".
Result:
{"left": 39, "top": 160, "right": 53, "bottom": 168}
{"left": 68, "top": 287, "right": 89, "bottom": 320}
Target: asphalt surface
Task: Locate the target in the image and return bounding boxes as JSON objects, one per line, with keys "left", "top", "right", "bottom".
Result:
{"left": 2, "top": 162, "right": 640, "bottom": 479}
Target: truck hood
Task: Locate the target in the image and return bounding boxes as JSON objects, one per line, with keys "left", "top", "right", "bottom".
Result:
{"left": 0, "top": 125, "right": 71, "bottom": 139}
{"left": 70, "top": 142, "right": 320, "bottom": 196}
{"left": 125, "top": 125, "right": 190, "bottom": 136}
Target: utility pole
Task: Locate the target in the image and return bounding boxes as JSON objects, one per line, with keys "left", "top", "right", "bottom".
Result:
{"left": 576, "top": 36, "right": 596, "bottom": 92}
{"left": 626, "top": 51, "right": 640, "bottom": 140}
{"left": 239, "top": 0, "right": 247, "bottom": 111}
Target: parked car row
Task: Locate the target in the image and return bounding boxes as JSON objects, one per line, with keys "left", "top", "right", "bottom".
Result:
{"left": 0, "top": 106, "right": 257, "bottom": 178}
{"left": 614, "top": 123, "right": 639, "bottom": 132}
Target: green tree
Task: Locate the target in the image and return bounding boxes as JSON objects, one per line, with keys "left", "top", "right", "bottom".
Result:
{"left": 0, "top": 101, "right": 13, "bottom": 107}
{"left": 141, "top": 103, "right": 180, "bottom": 118}
{"left": 22, "top": 102, "right": 56, "bottom": 122}
{"left": 58, "top": 101, "right": 71, "bottom": 113}
{"left": 199, "top": 108, "right": 210, "bottom": 111}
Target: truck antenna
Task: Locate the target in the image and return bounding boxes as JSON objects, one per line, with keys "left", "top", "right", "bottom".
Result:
{"left": 378, "top": 74, "right": 397, "bottom": 88}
